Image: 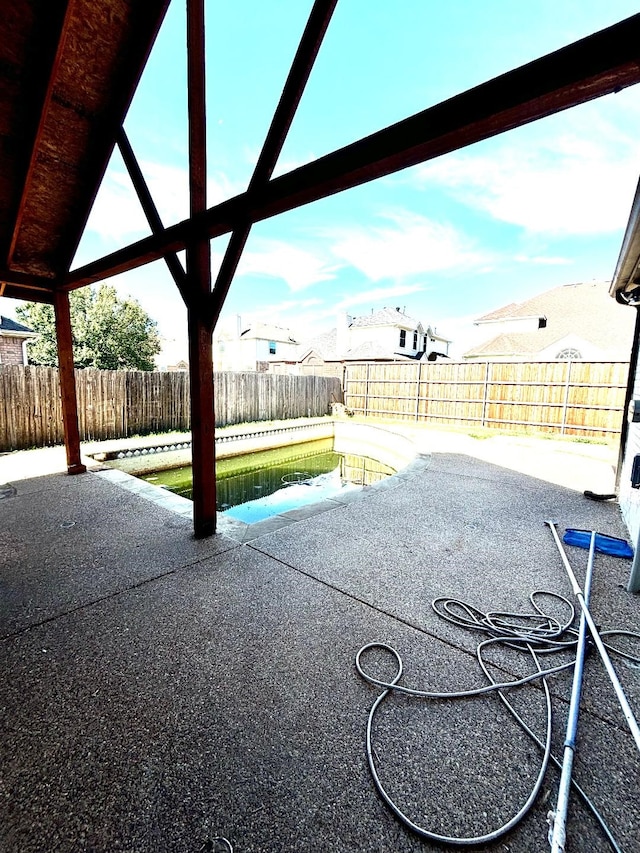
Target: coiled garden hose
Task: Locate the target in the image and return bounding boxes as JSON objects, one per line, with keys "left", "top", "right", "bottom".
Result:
{"left": 355, "top": 591, "right": 640, "bottom": 850}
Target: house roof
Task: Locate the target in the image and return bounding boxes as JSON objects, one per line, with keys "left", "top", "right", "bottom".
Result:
{"left": 0, "top": 1, "right": 170, "bottom": 301}
{"left": 0, "top": 315, "right": 35, "bottom": 335}
{"left": 299, "top": 329, "right": 339, "bottom": 362}
{"left": 239, "top": 322, "right": 298, "bottom": 343}
{"left": 467, "top": 331, "right": 551, "bottom": 358}
{"left": 350, "top": 306, "right": 421, "bottom": 329}
{"left": 466, "top": 282, "right": 636, "bottom": 359}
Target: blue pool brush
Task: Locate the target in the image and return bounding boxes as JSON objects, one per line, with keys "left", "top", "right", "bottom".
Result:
{"left": 562, "top": 528, "right": 634, "bottom": 559}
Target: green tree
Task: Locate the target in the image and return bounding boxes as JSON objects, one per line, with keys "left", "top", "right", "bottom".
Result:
{"left": 16, "top": 285, "right": 161, "bottom": 370}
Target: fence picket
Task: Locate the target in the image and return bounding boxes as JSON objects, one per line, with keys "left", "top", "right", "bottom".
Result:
{"left": 0, "top": 366, "right": 342, "bottom": 451}
{"left": 343, "top": 360, "right": 628, "bottom": 439}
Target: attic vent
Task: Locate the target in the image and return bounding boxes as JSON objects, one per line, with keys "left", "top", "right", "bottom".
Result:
{"left": 556, "top": 348, "right": 581, "bottom": 361}
{"left": 538, "top": 317, "right": 547, "bottom": 329}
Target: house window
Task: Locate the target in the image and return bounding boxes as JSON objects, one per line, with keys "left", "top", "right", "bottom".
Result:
{"left": 413, "top": 331, "right": 418, "bottom": 350}
{"left": 269, "top": 341, "right": 277, "bottom": 355}
{"left": 399, "top": 330, "right": 406, "bottom": 348}
{"left": 556, "top": 348, "right": 581, "bottom": 361}
{"left": 423, "top": 335, "right": 427, "bottom": 351}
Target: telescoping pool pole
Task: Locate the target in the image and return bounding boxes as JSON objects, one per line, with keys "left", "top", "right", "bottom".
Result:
{"left": 547, "top": 530, "right": 596, "bottom": 853}
{"left": 546, "top": 522, "right": 640, "bottom": 754}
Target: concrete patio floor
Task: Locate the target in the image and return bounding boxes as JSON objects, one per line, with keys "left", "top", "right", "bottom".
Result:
{"left": 1, "top": 428, "right": 639, "bottom": 852}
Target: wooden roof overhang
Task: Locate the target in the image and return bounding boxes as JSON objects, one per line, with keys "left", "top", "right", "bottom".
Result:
{"left": 0, "top": 0, "right": 171, "bottom": 303}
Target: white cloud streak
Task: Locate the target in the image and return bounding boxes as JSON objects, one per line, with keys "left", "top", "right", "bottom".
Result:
{"left": 238, "top": 239, "right": 337, "bottom": 291}
{"left": 334, "top": 282, "right": 426, "bottom": 311}
{"left": 415, "top": 129, "right": 640, "bottom": 236}
{"left": 325, "top": 210, "right": 491, "bottom": 280}
{"left": 514, "top": 254, "right": 571, "bottom": 266}
{"left": 85, "top": 161, "right": 238, "bottom": 242}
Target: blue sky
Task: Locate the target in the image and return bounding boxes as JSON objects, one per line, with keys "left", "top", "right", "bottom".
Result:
{"left": 7, "top": 1, "right": 640, "bottom": 362}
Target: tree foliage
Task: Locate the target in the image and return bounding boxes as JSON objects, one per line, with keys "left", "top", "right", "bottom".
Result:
{"left": 16, "top": 285, "right": 161, "bottom": 370}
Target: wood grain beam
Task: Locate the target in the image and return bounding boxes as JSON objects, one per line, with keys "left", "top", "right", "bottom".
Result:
{"left": 116, "top": 127, "right": 189, "bottom": 304}
{"left": 186, "top": 0, "right": 216, "bottom": 538}
{"left": 1, "top": 1, "right": 70, "bottom": 269}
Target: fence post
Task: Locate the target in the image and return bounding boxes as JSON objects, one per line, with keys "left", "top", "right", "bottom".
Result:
{"left": 560, "top": 360, "right": 573, "bottom": 436}
{"left": 365, "top": 363, "right": 370, "bottom": 417}
{"left": 481, "top": 361, "right": 490, "bottom": 427}
{"left": 415, "top": 362, "right": 422, "bottom": 421}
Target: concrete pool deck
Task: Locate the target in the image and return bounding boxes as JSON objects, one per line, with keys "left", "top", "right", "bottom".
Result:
{"left": 1, "top": 423, "right": 639, "bottom": 852}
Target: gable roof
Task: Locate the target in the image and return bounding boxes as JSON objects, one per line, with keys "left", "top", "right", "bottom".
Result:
{"left": 298, "top": 329, "right": 339, "bottom": 362}
{"left": 467, "top": 331, "right": 553, "bottom": 358}
{"left": 239, "top": 322, "right": 298, "bottom": 344}
{"left": 466, "top": 282, "right": 635, "bottom": 359}
{"left": 0, "top": 315, "right": 36, "bottom": 336}
{"left": 351, "top": 307, "right": 421, "bottom": 329}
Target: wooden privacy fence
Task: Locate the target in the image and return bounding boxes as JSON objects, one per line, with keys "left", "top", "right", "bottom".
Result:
{"left": 0, "top": 366, "right": 342, "bottom": 451}
{"left": 343, "top": 360, "right": 630, "bottom": 438}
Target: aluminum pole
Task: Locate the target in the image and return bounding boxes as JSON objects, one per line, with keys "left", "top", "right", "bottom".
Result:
{"left": 546, "top": 522, "right": 640, "bottom": 752}
{"left": 549, "top": 530, "right": 596, "bottom": 853}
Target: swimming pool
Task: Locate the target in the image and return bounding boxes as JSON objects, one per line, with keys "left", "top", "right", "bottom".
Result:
{"left": 92, "top": 418, "right": 425, "bottom": 535}
{"left": 139, "top": 439, "right": 396, "bottom": 523}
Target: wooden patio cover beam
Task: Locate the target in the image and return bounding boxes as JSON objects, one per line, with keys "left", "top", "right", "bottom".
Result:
{"left": 185, "top": 0, "right": 217, "bottom": 537}
{"left": 6, "top": 2, "right": 74, "bottom": 271}
{"left": 116, "top": 126, "right": 190, "bottom": 304}
{"left": 65, "top": 13, "right": 640, "bottom": 291}
{"left": 208, "top": 0, "right": 338, "bottom": 328}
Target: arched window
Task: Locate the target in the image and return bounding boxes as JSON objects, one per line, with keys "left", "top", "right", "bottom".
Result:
{"left": 556, "top": 348, "right": 581, "bottom": 361}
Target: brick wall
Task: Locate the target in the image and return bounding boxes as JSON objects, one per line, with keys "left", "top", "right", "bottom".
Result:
{"left": 0, "top": 337, "right": 26, "bottom": 365}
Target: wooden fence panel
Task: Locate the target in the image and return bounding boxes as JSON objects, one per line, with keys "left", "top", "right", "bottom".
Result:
{"left": 2, "top": 359, "right": 628, "bottom": 450}
{"left": 344, "top": 360, "right": 629, "bottom": 438}
{"left": 0, "top": 366, "right": 342, "bottom": 451}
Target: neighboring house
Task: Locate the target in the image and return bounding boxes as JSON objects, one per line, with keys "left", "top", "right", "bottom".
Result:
{"left": 213, "top": 315, "right": 299, "bottom": 372}
{"left": 292, "top": 307, "right": 451, "bottom": 372}
{"left": 464, "top": 282, "right": 636, "bottom": 361}
{"left": 0, "top": 315, "right": 37, "bottom": 365}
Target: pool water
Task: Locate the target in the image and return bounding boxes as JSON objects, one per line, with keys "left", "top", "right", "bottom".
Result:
{"left": 141, "top": 440, "right": 395, "bottom": 523}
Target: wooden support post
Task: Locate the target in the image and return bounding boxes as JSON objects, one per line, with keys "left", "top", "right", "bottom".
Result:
{"left": 53, "top": 289, "right": 86, "bottom": 475}
{"left": 187, "top": 293, "right": 216, "bottom": 538}
{"left": 186, "top": 0, "right": 216, "bottom": 537}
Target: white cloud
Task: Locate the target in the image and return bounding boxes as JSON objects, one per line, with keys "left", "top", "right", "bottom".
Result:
{"left": 415, "top": 129, "right": 640, "bottom": 235}
{"left": 334, "top": 282, "right": 426, "bottom": 311}
{"left": 85, "top": 161, "right": 237, "bottom": 243}
{"left": 223, "top": 297, "right": 323, "bottom": 327}
{"left": 238, "top": 239, "right": 337, "bottom": 291}
{"left": 325, "top": 210, "right": 491, "bottom": 280}
{"left": 514, "top": 254, "right": 571, "bottom": 266}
